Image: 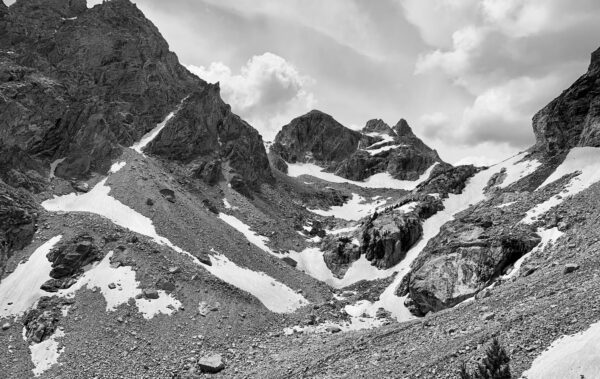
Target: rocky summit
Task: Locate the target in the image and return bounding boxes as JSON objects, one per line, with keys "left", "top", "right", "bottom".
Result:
{"left": 2, "top": 1, "right": 600, "bottom": 379}
{"left": 270, "top": 110, "right": 445, "bottom": 182}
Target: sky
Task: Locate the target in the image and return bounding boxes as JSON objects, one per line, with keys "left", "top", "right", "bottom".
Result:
{"left": 56, "top": 1, "right": 600, "bottom": 163}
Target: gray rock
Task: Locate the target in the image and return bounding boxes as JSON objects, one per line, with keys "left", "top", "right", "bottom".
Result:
{"left": 143, "top": 289, "right": 159, "bottom": 299}
{"left": 197, "top": 354, "right": 224, "bottom": 373}
{"left": 326, "top": 326, "right": 342, "bottom": 333}
{"left": 564, "top": 263, "right": 580, "bottom": 274}
{"left": 2, "top": 322, "right": 10, "bottom": 330}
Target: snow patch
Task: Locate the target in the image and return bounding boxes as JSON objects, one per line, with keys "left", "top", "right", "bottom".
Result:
{"left": 522, "top": 147, "right": 600, "bottom": 224}
{"left": 285, "top": 249, "right": 392, "bottom": 289}
{"left": 522, "top": 320, "right": 600, "bottom": 379}
{"left": 218, "top": 213, "right": 274, "bottom": 255}
{"left": 366, "top": 144, "right": 404, "bottom": 156}
{"left": 131, "top": 102, "right": 184, "bottom": 154}
{"left": 494, "top": 153, "right": 541, "bottom": 189}
{"left": 0, "top": 235, "right": 63, "bottom": 318}
{"left": 204, "top": 253, "right": 308, "bottom": 313}
{"left": 308, "top": 193, "right": 386, "bottom": 221}
{"left": 29, "top": 328, "right": 65, "bottom": 377}
{"left": 109, "top": 161, "right": 126, "bottom": 173}
{"left": 49, "top": 158, "right": 66, "bottom": 179}
{"left": 56, "top": 251, "right": 180, "bottom": 318}
{"left": 503, "top": 227, "right": 563, "bottom": 279}
{"left": 222, "top": 198, "right": 238, "bottom": 210}
{"left": 496, "top": 201, "right": 516, "bottom": 209}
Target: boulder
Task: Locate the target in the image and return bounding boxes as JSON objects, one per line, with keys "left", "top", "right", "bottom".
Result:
{"left": 401, "top": 224, "right": 541, "bottom": 315}
{"left": 46, "top": 236, "right": 101, "bottom": 280}
{"left": 197, "top": 354, "right": 224, "bottom": 373}
{"left": 360, "top": 212, "right": 423, "bottom": 269}
{"left": 159, "top": 189, "right": 176, "bottom": 203}
{"left": 564, "top": 263, "right": 580, "bottom": 274}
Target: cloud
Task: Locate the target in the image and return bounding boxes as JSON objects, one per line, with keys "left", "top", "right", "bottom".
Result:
{"left": 188, "top": 53, "right": 316, "bottom": 141}
{"left": 420, "top": 75, "right": 565, "bottom": 147}
{"left": 403, "top": 0, "right": 600, "bottom": 149}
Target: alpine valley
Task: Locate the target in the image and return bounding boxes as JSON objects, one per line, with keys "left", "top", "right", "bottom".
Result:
{"left": 1, "top": 1, "right": 600, "bottom": 378}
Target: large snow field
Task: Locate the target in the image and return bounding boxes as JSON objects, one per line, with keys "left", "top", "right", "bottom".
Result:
{"left": 287, "top": 162, "right": 437, "bottom": 190}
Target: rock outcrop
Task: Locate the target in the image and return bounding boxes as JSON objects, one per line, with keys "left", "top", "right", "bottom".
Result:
{"left": 146, "top": 85, "right": 273, "bottom": 191}
{"left": 0, "top": 180, "right": 38, "bottom": 277}
{"left": 41, "top": 235, "right": 102, "bottom": 292}
{"left": 400, "top": 221, "right": 540, "bottom": 316}
{"left": 533, "top": 47, "right": 600, "bottom": 155}
{"left": 271, "top": 111, "right": 443, "bottom": 182}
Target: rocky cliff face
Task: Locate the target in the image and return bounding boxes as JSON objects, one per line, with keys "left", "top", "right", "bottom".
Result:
{"left": 0, "top": 0, "right": 201, "bottom": 185}
{"left": 533, "top": 47, "right": 600, "bottom": 154}
{"left": 0, "top": 0, "right": 273, "bottom": 197}
{"left": 146, "top": 85, "right": 273, "bottom": 192}
{"left": 271, "top": 111, "right": 443, "bottom": 182}
{"left": 0, "top": 180, "right": 38, "bottom": 277}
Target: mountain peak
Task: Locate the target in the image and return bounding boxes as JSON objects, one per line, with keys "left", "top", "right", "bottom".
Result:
{"left": 393, "top": 119, "right": 414, "bottom": 137}
{"left": 363, "top": 119, "right": 394, "bottom": 135}
{"left": 533, "top": 44, "right": 600, "bottom": 155}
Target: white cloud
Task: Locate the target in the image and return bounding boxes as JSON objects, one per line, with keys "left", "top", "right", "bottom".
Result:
{"left": 404, "top": 0, "right": 600, "bottom": 150}
{"left": 188, "top": 53, "right": 316, "bottom": 141}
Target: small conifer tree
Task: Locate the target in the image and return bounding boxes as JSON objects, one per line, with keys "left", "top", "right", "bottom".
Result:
{"left": 458, "top": 338, "right": 511, "bottom": 379}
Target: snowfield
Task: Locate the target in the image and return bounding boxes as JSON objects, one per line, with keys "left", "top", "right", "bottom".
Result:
{"left": 286, "top": 162, "right": 438, "bottom": 190}
{"left": 0, "top": 235, "right": 63, "bottom": 318}
{"left": 522, "top": 147, "right": 600, "bottom": 224}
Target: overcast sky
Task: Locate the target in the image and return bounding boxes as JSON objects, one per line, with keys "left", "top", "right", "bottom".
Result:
{"left": 83, "top": 1, "right": 600, "bottom": 163}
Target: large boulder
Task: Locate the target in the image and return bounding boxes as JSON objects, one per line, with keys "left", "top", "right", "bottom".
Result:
{"left": 360, "top": 212, "right": 423, "bottom": 269}
{"left": 45, "top": 235, "right": 101, "bottom": 280}
{"left": 400, "top": 223, "right": 541, "bottom": 316}
{"left": 533, "top": 46, "right": 600, "bottom": 155}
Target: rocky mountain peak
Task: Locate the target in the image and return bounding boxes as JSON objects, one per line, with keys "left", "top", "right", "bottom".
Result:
{"left": 362, "top": 119, "right": 395, "bottom": 135}
{"left": 393, "top": 119, "right": 414, "bottom": 137}
{"left": 590, "top": 46, "right": 600, "bottom": 74}
{"left": 270, "top": 110, "right": 362, "bottom": 164}
{"left": 532, "top": 45, "right": 600, "bottom": 155}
